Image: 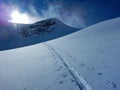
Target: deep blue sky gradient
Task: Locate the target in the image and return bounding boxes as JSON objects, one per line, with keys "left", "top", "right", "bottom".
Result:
{"left": 1, "top": 0, "right": 120, "bottom": 27}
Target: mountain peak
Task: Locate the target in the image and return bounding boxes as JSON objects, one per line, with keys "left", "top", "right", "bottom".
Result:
{"left": 33, "top": 18, "right": 69, "bottom": 28}
{"left": 20, "top": 18, "right": 78, "bottom": 37}
{"left": 0, "top": 18, "right": 79, "bottom": 51}
{"left": 34, "top": 18, "right": 58, "bottom": 26}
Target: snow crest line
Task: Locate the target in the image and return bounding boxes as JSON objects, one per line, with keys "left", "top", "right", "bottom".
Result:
{"left": 43, "top": 43, "right": 93, "bottom": 90}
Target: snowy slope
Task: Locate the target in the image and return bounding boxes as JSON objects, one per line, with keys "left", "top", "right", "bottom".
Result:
{"left": 0, "top": 18, "right": 78, "bottom": 51}
{"left": 0, "top": 44, "right": 80, "bottom": 90}
{"left": 0, "top": 17, "right": 120, "bottom": 90}
{"left": 47, "top": 17, "right": 120, "bottom": 90}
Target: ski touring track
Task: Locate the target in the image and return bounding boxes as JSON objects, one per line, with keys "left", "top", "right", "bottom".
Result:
{"left": 43, "top": 43, "right": 93, "bottom": 90}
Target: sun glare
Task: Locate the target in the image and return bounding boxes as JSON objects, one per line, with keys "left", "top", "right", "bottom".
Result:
{"left": 9, "top": 10, "right": 29, "bottom": 24}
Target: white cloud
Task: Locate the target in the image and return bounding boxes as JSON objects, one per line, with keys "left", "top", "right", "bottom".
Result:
{"left": 40, "top": 5, "right": 86, "bottom": 28}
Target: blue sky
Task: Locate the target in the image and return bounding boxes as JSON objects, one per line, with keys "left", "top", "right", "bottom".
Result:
{"left": 0, "top": 0, "right": 120, "bottom": 27}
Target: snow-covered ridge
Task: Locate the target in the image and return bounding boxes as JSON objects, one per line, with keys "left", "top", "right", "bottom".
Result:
{"left": 0, "top": 18, "right": 79, "bottom": 51}
{"left": 19, "top": 18, "right": 75, "bottom": 37}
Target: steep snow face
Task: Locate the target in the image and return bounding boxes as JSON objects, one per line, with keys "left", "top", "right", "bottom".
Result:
{"left": 47, "top": 17, "right": 120, "bottom": 90}
{"left": 0, "top": 18, "right": 78, "bottom": 51}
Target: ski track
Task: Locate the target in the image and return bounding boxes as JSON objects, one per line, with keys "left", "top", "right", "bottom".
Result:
{"left": 43, "top": 43, "right": 93, "bottom": 90}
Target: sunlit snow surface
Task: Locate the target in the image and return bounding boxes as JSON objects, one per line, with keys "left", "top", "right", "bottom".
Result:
{"left": 47, "top": 17, "right": 120, "bottom": 90}
{"left": 0, "top": 17, "right": 120, "bottom": 90}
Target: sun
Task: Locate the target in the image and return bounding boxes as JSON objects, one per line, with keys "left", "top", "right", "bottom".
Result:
{"left": 9, "top": 10, "right": 29, "bottom": 24}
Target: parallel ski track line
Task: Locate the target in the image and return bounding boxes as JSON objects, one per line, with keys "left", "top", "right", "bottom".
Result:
{"left": 44, "top": 43, "right": 93, "bottom": 90}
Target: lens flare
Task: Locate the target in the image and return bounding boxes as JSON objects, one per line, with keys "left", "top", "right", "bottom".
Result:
{"left": 9, "top": 10, "right": 29, "bottom": 24}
